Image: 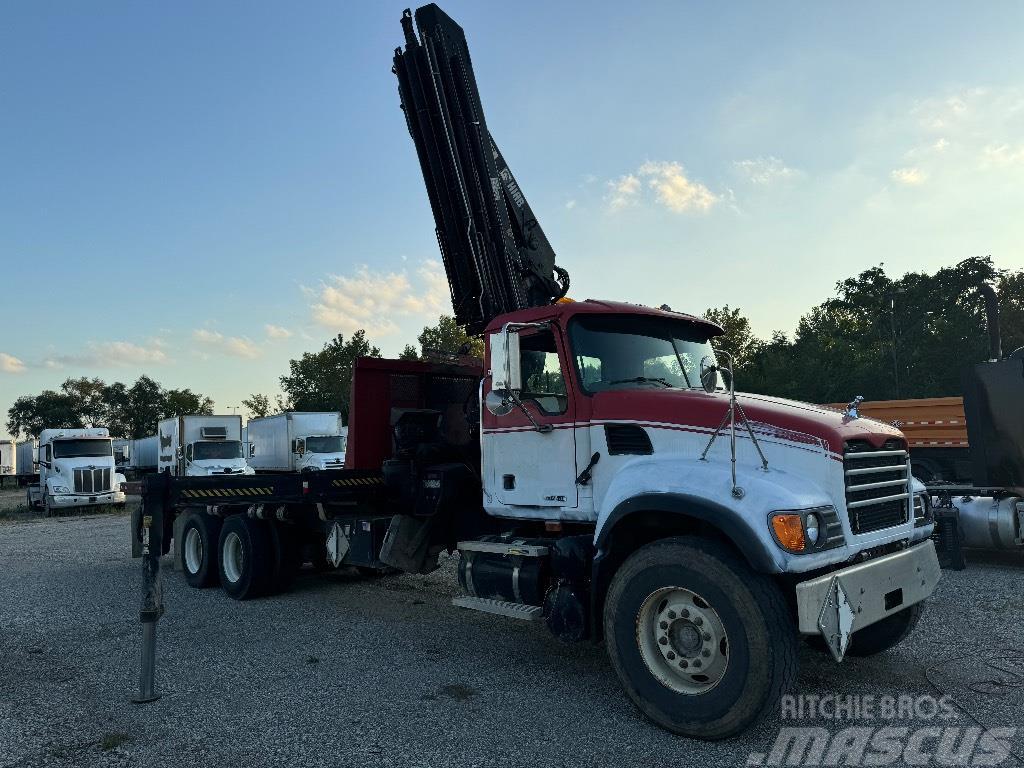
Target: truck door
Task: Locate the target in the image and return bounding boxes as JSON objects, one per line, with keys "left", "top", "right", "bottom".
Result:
{"left": 482, "top": 326, "right": 579, "bottom": 515}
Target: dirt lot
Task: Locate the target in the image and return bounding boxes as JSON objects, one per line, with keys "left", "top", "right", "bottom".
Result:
{"left": 2, "top": 488, "right": 1024, "bottom": 767}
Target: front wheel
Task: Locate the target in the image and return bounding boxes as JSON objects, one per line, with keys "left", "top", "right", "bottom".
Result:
{"left": 604, "top": 536, "right": 798, "bottom": 739}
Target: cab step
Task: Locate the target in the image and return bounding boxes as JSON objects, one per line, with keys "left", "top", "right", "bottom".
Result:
{"left": 451, "top": 596, "right": 544, "bottom": 621}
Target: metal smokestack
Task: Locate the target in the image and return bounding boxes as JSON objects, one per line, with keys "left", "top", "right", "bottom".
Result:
{"left": 978, "top": 283, "right": 1002, "bottom": 361}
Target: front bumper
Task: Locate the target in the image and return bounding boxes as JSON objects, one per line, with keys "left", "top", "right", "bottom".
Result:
{"left": 795, "top": 540, "right": 940, "bottom": 654}
{"left": 49, "top": 490, "right": 126, "bottom": 508}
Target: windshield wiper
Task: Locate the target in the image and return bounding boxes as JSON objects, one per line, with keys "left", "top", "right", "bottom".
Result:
{"left": 608, "top": 377, "right": 673, "bottom": 388}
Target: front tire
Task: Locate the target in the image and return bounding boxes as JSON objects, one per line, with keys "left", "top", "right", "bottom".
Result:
{"left": 218, "top": 515, "right": 273, "bottom": 600}
{"left": 604, "top": 536, "right": 797, "bottom": 740}
{"left": 846, "top": 603, "right": 923, "bottom": 657}
{"left": 179, "top": 512, "right": 222, "bottom": 588}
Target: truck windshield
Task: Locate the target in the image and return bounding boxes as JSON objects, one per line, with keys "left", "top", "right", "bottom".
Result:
{"left": 193, "top": 441, "right": 243, "bottom": 460}
{"left": 569, "top": 315, "right": 720, "bottom": 393}
{"left": 52, "top": 439, "right": 113, "bottom": 458}
{"left": 305, "top": 436, "right": 345, "bottom": 453}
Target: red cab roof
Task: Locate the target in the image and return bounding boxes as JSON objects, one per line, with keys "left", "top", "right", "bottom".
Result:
{"left": 484, "top": 299, "right": 724, "bottom": 337}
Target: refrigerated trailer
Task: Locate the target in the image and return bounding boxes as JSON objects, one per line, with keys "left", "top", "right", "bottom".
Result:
{"left": 246, "top": 412, "right": 347, "bottom": 473}
{"left": 130, "top": 4, "right": 941, "bottom": 740}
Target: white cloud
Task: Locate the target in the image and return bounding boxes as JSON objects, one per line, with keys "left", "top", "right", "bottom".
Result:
{"left": 605, "top": 174, "right": 641, "bottom": 211}
{"left": 265, "top": 324, "right": 292, "bottom": 339}
{"left": 733, "top": 156, "right": 799, "bottom": 185}
{"left": 638, "top": 161, "right": 718, "bottom": 213}
{"left": 982, "top": 143, "right": 1024, "bottom": 168}
{"left": 607, "top": 162, "right": 718, "bottom": 214}
{"left": 891, "top": 167, "right": 927, "bottom": 186}
{"left": 307, "top": 260, "right": 448, "bottom": 336}
{"left": 44, "top": 340, "right": 169, "bottom": 369}
{"left": 565, "top": 199, "right": 577, "bottom": 210}
{"left": 192, "top": 329, "right": 261, "bottom": 359}
{"left": 0, "top": 353, "right": 26, "bottom": 373}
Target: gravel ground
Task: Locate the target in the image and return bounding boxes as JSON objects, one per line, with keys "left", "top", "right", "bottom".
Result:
{"left": 2, "top": 491, "right": 1023, "bottom": 767}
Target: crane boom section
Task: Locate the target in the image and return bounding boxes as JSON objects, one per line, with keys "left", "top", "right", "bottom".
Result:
{"left": 393, "top": 4, "right": 568, "bottom": 334}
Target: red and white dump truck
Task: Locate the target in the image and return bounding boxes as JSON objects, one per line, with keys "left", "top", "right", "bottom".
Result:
{"left": 134, "top": 4, "right": 940, "bottom": 738}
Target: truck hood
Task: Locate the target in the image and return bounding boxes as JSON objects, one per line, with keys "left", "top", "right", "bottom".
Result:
{"left": 590, "top": 389, "right": 904, "bottom": 455}
{"left": 303, "top": 452, "right": 347, "bottom": 469}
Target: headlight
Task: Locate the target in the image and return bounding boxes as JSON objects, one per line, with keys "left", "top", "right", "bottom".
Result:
{"left": 769, "top": 507, "right": 843, "bottom": 554}
{"left": 805, "top": 512, "right": 821, "bottom": 544}
{"left": 52, "top": 485, "right": 70, "bottom": 494}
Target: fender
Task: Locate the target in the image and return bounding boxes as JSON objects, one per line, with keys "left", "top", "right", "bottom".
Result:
{"left": 588, "top": 455, "right": 838, "bottom": 639}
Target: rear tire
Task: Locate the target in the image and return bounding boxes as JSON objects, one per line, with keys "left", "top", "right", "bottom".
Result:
{"left": 604, "top": 536, "right": 798, "bottom": 740}
{"left": 218, "top": 515, "right": 273, "bottom": 600}
{"left": 179, "top": 512, "right": 222, "bottom": 588}
{"left": 846, "top": 603, "right": 923, "bottom": 657}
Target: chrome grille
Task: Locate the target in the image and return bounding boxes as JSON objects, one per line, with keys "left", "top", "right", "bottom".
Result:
{"left": 843, "top": 441, "right": 910, "bottom": 534}
{"left": 73, "top": 467, "right": 112, "bottom": 494}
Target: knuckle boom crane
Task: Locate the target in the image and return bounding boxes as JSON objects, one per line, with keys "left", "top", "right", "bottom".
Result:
{"left": 392, "top": 4, "right": 569, "bottom": 335}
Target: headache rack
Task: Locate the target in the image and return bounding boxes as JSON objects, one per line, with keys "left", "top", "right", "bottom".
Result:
{"left": 843, "top": 441, "right": 911, "bottom": 534}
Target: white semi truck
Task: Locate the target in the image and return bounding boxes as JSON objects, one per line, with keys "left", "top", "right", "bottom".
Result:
{"left": 26, "top": 428, "right": 126, "bottom": 515}
{"left": 0, "top": 440, "right": 15, "bottom": 488}
{"left": 157, "top": 415, "right": 253, "bottom": 477}
{"left": 245, "top": 412, "right": 347, "bottom": 473}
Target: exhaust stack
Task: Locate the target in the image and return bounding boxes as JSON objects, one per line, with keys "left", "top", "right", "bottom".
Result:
{"left": 978, "top": 283, "right": 1002, "bottom": 361}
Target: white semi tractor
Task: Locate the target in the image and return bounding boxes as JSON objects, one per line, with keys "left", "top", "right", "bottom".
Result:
{"left": 26, "top": 428, "right": 126, "bottom": 515}
{"left": 0, "top": 440, "right": 15, "bottom": 487}
{"left": 246, "top": 412, "right": 347, "bottom": 473}
{"left": 157, "top": 415, "right": 254, "bottom": 477}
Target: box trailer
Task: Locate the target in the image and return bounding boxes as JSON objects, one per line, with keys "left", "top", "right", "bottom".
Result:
{"left": 246, "top": 412, "right": 346, "bottom": 473}
{"left": 16, "top": 439, "right": 38, "bottom": 486}
{"left": 130, "top": 435, "right": 159, "bottom": 472}
{"left": 0, "top": 440, "right": 15, "bottom": 487}
{"left": 157, "top": 415, "right": 253, "bottom": 477}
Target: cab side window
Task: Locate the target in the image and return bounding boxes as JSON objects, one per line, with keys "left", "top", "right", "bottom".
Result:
{"left": 519, "top": 331, "right": 567, "bottom": 415}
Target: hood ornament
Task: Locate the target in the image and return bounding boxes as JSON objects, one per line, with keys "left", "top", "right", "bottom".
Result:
{"left": 845, "top": 395, "right": 864, "bottom": 420}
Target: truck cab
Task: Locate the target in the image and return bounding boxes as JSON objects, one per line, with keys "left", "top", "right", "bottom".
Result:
{"left": 482, "top": 300, "right": 936, "bottom": 565}
{"left": 158, "top": 415, "right": 254, "bottom": 477}
{"left": 292, "top": 431, "right": 347, "bottom": 472}
{"left": 29, "top": 428, "right": 126, "bottom": 514}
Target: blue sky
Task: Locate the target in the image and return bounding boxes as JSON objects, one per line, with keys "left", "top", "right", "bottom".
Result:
{"left": 2, "top": 1, "right": 1023, "bottom": 439}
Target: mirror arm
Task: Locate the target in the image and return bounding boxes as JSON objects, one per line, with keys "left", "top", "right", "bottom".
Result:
{"left": 509, "top": 391, "right": 553, "bottom": 434}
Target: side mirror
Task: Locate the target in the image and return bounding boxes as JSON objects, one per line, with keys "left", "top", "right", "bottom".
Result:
{"left": 489, "top": 329, "right": 522, "bottom": 392}
{"left": 248, "top": 443, "right": 255, "bottom": 457}
{"left": 176, "top": 446, "right": 183, "bottom": 459}
{"left": 485, "top": 390, "right": 514, "bottom": 417}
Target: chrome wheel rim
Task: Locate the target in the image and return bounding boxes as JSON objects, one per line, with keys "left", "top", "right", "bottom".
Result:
{"left": 223, "top": 531, "right": 244, "bottom": 583}
{"left": 184, "top": 527, "right": 203, "bottom": 574}
{"left": 636, "top": 586, "right": 730, "bottom": 695}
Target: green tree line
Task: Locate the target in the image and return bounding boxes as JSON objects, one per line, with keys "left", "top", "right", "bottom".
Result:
{"left": 6, "top": 376, "right": 213, "bottom": 440}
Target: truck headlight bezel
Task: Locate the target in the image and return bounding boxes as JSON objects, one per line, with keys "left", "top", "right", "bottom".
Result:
{"left": 769, "top": 506, "right": 844, "bottom": 554}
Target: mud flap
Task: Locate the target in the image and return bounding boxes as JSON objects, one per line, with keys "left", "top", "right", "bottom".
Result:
{"left": 817, "top": 575, "right": 855, "bottom": 662}
{"left": 379, "top": 515, "right": 441, "bottom": 574}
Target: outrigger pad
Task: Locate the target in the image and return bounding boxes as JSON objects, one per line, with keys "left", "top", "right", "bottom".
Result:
{"left": 380, "top": 514, "right": 442, "bottom": 574}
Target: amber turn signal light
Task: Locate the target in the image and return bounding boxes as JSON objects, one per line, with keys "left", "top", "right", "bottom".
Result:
{"left": 771, "top": 513, "right": 806, "bottom": 552}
